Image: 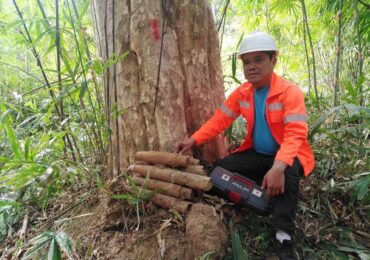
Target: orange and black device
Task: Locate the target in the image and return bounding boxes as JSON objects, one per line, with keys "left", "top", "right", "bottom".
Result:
{"left": 210, "top": 166, "right": 270, "bottom": 213}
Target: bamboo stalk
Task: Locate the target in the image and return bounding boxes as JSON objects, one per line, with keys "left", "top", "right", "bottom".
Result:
{"left": 71, "top": 0, "right": 104, "bottom": 111}
{"left": 189, "top": 157, "right": 200, "bottom": 165}
{"left": 12, "top": 0, "right": 59, "bottom": 114}
{"left": 111, "top": 0, "right": 121, "bottom": 175}
{"left": 19, "top": 212, "right": 29, "bottom": 239}
{"left": 123, "top": 184, "right": 191, "bottom": 213}
{"left": 76, "top": 19, "right": 106, "bottom": 160}
{"left": 181, "top": 165, "right": 206, "bottom": 176}
{"left": 14, "top": 0, "right": 79, "bottom": 162}
{"left": 135, "top": 151, "right": 190, "bottom": 167}
{"left": 38, "top": 0, "right": 102, "bottom": 161}
{"left": 65, "top": 0, "right": 106, "bottom": 163}
{"left": 129, "top": 165, "right": 212, "bottom": 191}
{"left": 103, "top": 0, "right": 113, "bottom": 176}
{"left": 0, "top": 61, "right": 43, "bottom": 84}
{"left": 132, "top": 175, "right": 193, "bottom": 200}
{"left": 334, "top": 0, "right": 343, "bottom": 107}
{"left": 355, "top": 0, "right": 364, "bottom": 107}
{"left": 55, "top": 0, "right": 66, "bottom": 157}
{"left": 300, "top": 0, "right": 312, "bottom": 95}
{"left": 300, "top": 0, "right": 320, "bottom": 110}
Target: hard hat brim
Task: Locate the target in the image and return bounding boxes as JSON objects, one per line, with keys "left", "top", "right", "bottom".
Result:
{"left": 238, "top": 48, "right": 279, "bottom": 58}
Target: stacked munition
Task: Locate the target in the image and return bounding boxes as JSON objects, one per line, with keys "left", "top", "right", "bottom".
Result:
{"left": 126, "top": 151, "right": 212, "bottom": 213}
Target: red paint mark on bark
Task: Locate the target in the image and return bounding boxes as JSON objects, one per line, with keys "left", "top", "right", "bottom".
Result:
{"left": 151, "top": 18, "right": 160, "bottom": 42}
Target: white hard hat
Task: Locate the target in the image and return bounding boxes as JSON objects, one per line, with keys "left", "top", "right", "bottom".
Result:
{"left": 238, "top": 31, "right": 278, "bottom": 57}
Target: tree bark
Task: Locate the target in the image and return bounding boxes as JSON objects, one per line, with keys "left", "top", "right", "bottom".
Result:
{"left": 123, "top": 183, "right": 191, "bottom": 213}
{"left": 135, "top": 151, "right": 190, "bottom": 167}
{"left": 92, "top": 0, "right": 228, "bottom": 177}
{"left": 130, "top": 165, "right": 212, "bottom": 191}
{"left": 132, "top": 175, "right": 193, "bottom": 200}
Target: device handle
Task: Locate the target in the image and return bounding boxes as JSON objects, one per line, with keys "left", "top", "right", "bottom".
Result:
{"left": 233, "top": 175, "right": 253, "bottom": 189}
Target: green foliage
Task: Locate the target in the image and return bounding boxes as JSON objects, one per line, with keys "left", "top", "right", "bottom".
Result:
{"left": 348, "top": 172, "right": 370, "bottom": 206}
{"left": 216, "top": 1, "right": 369, "bottom": 257}
{"left": 0, "top": 100, "right": 80, "bottom": 209}
{"left": 0, "top": 199, "right": 20, "bottom": 242}
{"left": 197, "top": 251, "right": 216, "bottom": 260}
{"left": 309, "top": 104, "right": 368, "bottom": 180}
{"left": 112, "top": 176, "right": 157, "bottom": 204}
{"left": 0, "top": 0, "right": 109, "bottom": 248}
{"left": 23, "top": 230, "right": 75, "bottom": 260}
{"left": 112, "top": 175, "right": 158, "bottom": 228}
{"left": 224, "top": 116, "right": 246, "bottom": 149}
{"left": 229, "top": 220, "right": 248, "bottom": 260}
{"left": 218, "top": 0, "right": 369, "bottom": 105}
{"left": 0, "top": 0, "right": 368, "bottom": 258}
{"left": 322, "top": 241, "right": 370, "bottom": 260}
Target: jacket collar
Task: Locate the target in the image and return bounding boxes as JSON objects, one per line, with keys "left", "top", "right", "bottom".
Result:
{"left": 267, "top": 73, "right": 286, "bottom": 98}
{"left": 240, "top": 72, "right": 286, "bottom": 98}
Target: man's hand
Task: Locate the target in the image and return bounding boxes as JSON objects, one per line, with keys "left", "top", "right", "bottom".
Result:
{"left": 262, "top": 160, "right": 287, "bottom": 197}
{"left": 176, "top": 137, "right": 196, "bottom": 154}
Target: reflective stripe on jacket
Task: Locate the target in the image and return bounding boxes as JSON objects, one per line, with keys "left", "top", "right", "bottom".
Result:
{"left": 191, "top": 73, "right": 315, "bottom": 176}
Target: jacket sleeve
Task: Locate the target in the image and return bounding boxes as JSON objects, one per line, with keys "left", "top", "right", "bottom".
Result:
{"left": 275, "top": 86, "right": 308, "bottom": 166}
{"left": 191, "top": 88, "right": 241, "bottom": 145}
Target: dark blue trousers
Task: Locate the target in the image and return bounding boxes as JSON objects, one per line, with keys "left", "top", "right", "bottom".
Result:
{"left": 214, "top": 149, "right": 302, "bottom": 234}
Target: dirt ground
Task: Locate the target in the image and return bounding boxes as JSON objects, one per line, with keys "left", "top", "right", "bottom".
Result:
{"left": 1, "top": 176, "right": 368, "bottom": 259}
{"left": 64, "top": 180, "right": 229, "bottom": 259}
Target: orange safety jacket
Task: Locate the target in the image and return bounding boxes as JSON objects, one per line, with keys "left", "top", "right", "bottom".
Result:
{"left": 192, "top": 73, "right": 315, "bottom": 176}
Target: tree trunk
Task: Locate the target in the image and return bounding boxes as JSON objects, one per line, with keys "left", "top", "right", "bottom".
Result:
{"left": 92, "top": 0, "right": 228, "bottom": 176}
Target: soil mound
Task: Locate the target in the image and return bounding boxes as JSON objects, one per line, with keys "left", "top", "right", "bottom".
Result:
{"left": 185, "top": 203, "right": 229, "bottom": 259}
{"left": 67, "top": 180, "right": 229, "bottom": 259}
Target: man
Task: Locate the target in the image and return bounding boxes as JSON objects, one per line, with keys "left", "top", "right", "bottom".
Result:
{"left": 176, "top": 31, "right": 315, "bottom": 260}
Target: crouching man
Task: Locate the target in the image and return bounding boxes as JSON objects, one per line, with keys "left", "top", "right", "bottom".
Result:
{"left": 176, "top": 31, "right": 315, "bottom": 260}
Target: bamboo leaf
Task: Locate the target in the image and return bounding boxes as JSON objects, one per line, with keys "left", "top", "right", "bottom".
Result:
{"left": 309, "top": 104, "right": 366, "bottom": 139}
{"left": 232, "top": 76, "right": 242, "bottom": 85}
{"left": 0, "top": 156, "right": 10, "bottom": 163}
{"left": 0, "top": 108, "right": 12, "bottom": 128}
{"left": 79, "top": 0, "right": 90, "bottom": 19}
{"left": 79, "top": 81, "right": 88, "bottom": 99}
{"left": 47, "top": 238, "right": 61, "bottom": 260}
{"left": 24, "top": 137, "right": 31, "bottom": 160}
{"left": 229, "top": 221, "right": 248, "bottom": 260}
{"left": 23, "top": 232, "right": 54, "bottom": 259}
{"left": 0, "top": 201, "right": 19, "bottom": 208}
{"left": 60, "top": 47, "right": 75, "bottom": 78}
{"left": 112, "top": 194, "right": 132, "bottom": 200}
{"left": 4, "top": 116, "right": 21, "bottom": 159}
{"left": 55, "top": 231, "right": 74, "bottom": 257}
{"left": 232, "top": 53, "right": 237, "bottom": 77}
{"left": 235, "top": 33, "right": 244, "bottom": 51}
{"left": 350, "top": 174, "right": 370, "bottom": 202}
{"left": 18, "top": 114, "right": 38, "bottom": 128}
{"left": 90, "top": 59, "right": 103, "bottom": 75}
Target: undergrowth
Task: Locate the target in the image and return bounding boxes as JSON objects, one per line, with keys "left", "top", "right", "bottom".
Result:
{"left": 0, "top": 0, "right": 368, "bottom": 259}
{"left": 225, "top": 102, "right": 369, "bottom": 259}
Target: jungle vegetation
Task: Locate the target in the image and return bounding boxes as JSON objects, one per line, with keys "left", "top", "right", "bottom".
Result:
{"left": 0, "top": 0, "right": 368, "bottom": 258}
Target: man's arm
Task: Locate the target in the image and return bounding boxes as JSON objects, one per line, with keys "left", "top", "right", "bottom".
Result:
{"left": 275, "top": 86, "right": 308, "bottom": 166}
{"left": 176, "top": 88, "right": 242, "bottom": 153}
{"left": 263, "top": 86, "right": 308, "bottom": 196}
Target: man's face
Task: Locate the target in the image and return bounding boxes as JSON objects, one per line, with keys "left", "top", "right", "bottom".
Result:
{"left": 241, "top": 51, "right": 277, "bottom": 87}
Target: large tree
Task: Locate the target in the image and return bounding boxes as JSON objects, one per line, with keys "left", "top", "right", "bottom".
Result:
{"left": 92, "top": 0, "right": 228, "bottom": 176}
